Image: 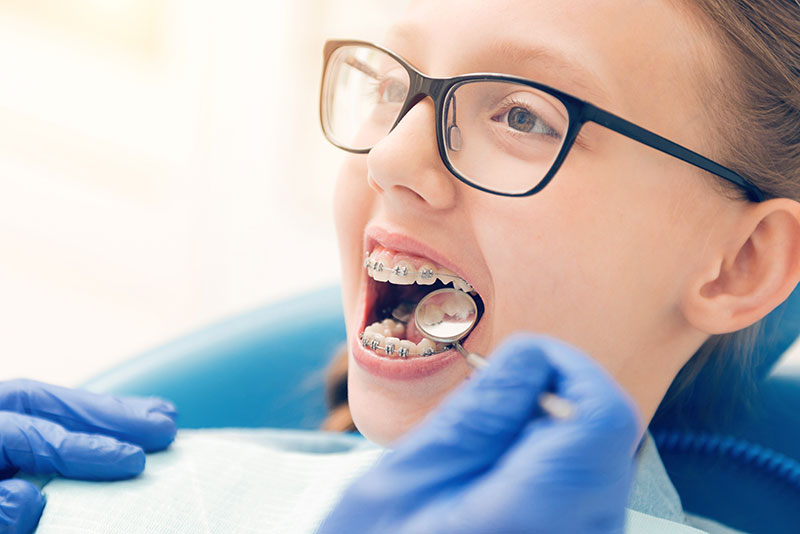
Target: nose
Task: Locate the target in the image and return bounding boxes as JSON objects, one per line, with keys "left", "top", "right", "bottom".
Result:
{"left": 367, "top": 97, "right": 458, "bottom": 211}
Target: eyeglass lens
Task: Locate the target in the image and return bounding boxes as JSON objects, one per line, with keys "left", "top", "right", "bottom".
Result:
{"left": 322, "top": 44, "right": 570, "bottom": 195}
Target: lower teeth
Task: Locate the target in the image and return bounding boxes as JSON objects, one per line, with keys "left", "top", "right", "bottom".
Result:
{"left": 360, "top": 317, "right": 447, "bottom": 357}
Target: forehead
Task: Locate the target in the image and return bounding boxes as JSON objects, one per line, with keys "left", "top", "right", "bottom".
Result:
{"left": 392, "top": 0, "right": 713, "bottom": 128}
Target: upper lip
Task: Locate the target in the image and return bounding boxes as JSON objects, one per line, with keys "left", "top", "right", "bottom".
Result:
{"left": 364, "top": 224, "right": 482, "bottom": 295}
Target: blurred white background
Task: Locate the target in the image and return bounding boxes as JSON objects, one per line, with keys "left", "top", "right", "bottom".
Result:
{"left": 0, "top": 0, "right": 408, "bottom": 385}
{"left": 1, "top": 0, "right": 796, "bottom": 387}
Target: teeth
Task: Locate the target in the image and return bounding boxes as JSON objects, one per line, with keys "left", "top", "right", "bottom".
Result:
{"left": 435, "top": 268, "right": 459, "bottom": 287}
{"left": 370, "top": 333, "right": 386, "bottom": 350}
{"left": 377, "top": 319, "right": 394, "bottom": 337}
{"left": 417, "top": 338, "right": 436, "bottom": 356}
{"left": 382, "top": 318, "right": 405, "bottom": 337}
{"left": 385, "top": 337, "right": 400, "bottom": 356}
{"left": 441, "top": 296, "right": 464, "bottom": 318}
{"left": 360, "top": 319, "right": 446, "bottom": 358}
{"left": 389, "top": 260, "right": 414, "bottom": 285}
{"left": 417, "top": 264, "right": 437, "bottom": 285}
{"left": 453, "top": 278, "right": 473, "bottom": 293}
{"left": 420, "top": 303, "right": 445, "bottom": 326}
{"left": 372, "top": 259, "right": 390, "bottom": 282}
{"left": 398, "top": 340, "right": 415, "bottom": 358}
{"left": 366, "top": 250, "right": 476, "bottom": 294}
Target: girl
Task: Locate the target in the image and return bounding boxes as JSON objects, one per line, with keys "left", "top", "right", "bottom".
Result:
{"left": 1, "top": 1, "right": 798, "bottom": 532}
{"left": 319, "top": 0, "right": 800, "bottom": 531}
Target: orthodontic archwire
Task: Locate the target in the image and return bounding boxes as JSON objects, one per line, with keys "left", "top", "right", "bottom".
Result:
{"left": 364, "top": 256, "right": 475, "bottom": 292}
{"left": 359, "top": 331, "right": 453, "bottom": 358}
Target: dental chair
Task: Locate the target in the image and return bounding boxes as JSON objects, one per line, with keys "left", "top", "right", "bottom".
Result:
{"left": 83, "top": 285, "right": 800, "bottom": 534}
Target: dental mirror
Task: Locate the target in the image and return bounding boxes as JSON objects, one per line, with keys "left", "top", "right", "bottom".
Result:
{"left": 414, "top": 288, "right": 486, "bottom": 369}
{"left": 414, "top": 287, "right": 575, "bottom": 419}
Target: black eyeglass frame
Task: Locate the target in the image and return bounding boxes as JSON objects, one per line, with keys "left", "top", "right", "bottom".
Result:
{"left": 320, "top": 39, "right": 764, "bottom": 202}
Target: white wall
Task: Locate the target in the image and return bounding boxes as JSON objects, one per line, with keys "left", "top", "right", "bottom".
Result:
{"left": 0, "top": 0, "right": 408, "bottom": 386}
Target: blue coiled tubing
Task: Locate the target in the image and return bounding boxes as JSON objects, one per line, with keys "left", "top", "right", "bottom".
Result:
{"left": 653, "top": 429, "right": 800, "bottom": 490}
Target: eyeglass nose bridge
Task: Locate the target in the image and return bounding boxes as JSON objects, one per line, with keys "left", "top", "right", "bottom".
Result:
{"left": 389, "top": 74, "right": 450, "bottom": 137}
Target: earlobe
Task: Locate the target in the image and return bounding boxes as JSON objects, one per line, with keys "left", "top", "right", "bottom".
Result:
{"left": 682, "top": 198, "right": 800, "bottom": 335}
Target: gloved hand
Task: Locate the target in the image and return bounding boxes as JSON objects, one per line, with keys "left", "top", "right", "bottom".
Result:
{"left": 319, "top": 334, "right": 642, "bottom": 534}
{"left": 0, "top": 379, "right": 177, "bottom": 534}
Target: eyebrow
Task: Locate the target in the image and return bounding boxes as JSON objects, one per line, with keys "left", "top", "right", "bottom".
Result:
{"left": 488, "top": 40, "right": 612, "bottom": 105}
{"left": 385, "top": 25, "right": 613, "bottom": 107}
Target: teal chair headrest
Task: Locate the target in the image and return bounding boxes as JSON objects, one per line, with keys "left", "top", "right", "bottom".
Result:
{"left": 753, "top": 283, "right": 800, "bottom": 376}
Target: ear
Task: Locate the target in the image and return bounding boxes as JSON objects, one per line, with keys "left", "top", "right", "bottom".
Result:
{"left": 682, "top": 198, "right": 800, "bottom": 334}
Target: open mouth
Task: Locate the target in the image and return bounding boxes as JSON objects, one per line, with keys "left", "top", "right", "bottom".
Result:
{"left": 359, "top": 245, "right": 485, "bottom": 359}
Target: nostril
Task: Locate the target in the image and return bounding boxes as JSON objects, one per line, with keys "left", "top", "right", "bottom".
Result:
{"left": 392, "top": 186, "right": 426, "bottom": 204}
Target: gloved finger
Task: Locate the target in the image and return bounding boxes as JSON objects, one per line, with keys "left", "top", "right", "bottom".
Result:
{"left": 381, "top": 334, "right": 556, "bottom": 489}
{"left": 0, "top": 478, "right": 44, "bottom": 534}
{"left": 527, "top": 335, "right": 643, "bottom": 450}
{"left": 448, "top": 338, "right": 640, "bottom": 533}
{"left": 0, "top": 479, "right": 45, "bottom": 534}
{"left": 490, "top": 335, "right": 641, "bottom": 478}
{"left": 494, "top": 343, "right": 638, "bottom": 460}
{"left": 0, "top": 411, "right": 145, "bottom": 480}
{"left": 0, "top": 379, "right": 177, "bottom": 452}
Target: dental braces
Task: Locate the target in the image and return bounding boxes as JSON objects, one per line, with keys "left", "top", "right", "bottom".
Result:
{"left": 359, "top": 332, "right": 452, "bottom": 358}
{"left": 364, "top": 257, "right": 474, "bottom": 292}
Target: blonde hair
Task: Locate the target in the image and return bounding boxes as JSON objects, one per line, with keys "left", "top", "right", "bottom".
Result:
{"left": 684, "top": 0, "right": 800, "bottom": 200}
{"left": 663, "top": 1, "right": 800, "bottom": 422}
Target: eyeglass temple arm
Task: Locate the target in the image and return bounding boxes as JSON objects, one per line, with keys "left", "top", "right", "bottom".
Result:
{"left": 582, "top": 105, "right": 764, "bottom": 202}
{"left": 345, "top": 56, "right": 381, "bottom": 81}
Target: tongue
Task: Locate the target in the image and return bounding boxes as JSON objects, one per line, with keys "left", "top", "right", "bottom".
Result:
{"left": 403, "top": 309, "right": 426, "bottom": 345}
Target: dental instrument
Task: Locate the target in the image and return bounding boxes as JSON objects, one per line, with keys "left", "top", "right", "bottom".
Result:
{"left": 414, "top": 288, "right": 575, "bottom": 420}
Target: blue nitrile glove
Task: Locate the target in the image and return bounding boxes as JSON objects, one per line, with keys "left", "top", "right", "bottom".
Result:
{"left": 0, "top": 379, "right": 178, "bottom": 533}
{"left": 319, "top": 334, "right": 642, "bottom": 534}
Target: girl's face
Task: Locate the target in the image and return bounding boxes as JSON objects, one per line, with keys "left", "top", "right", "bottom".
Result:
{"left": 334, "top": 0, "right": 737, "bottom": 444}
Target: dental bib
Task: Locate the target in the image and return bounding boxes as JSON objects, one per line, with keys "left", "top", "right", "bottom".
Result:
{"left": 32, "top": 429, "right": 383, "bottom": 534}
{"left": 30, "top": 429, "right": 735, "bottom": 533}
{"left": 28, "top": 429, "right": 740, "bottom": 534}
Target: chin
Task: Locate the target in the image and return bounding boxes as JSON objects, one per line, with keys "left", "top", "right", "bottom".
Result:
{"left": 347, "top": 355, "right": 470, "bottom": 446}
{"left": 349, "top": 395, "right": 420, "bottom": 446}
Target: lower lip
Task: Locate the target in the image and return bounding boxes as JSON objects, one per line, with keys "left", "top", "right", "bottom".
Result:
{"left": 351, "top": 337, "right": 464, "bottom": 380}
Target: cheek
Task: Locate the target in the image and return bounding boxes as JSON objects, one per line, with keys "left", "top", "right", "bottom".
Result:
{"left": 334, "top": 156, "right": 372, "bottom": 328}
{"left": 471, "top": 168, "right": 708, "bottom": 360}
{"left": 333, "top": 156, "right": 368, "bottom": 242}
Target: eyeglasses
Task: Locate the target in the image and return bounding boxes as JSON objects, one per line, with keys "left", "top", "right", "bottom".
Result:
{"left": 319, "top": 39, "right": 764, "bottom": 202}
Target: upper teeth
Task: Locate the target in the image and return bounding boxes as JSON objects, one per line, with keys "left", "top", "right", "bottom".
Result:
{"left": 365, "top": 251, "right": 475, "bottom": 293}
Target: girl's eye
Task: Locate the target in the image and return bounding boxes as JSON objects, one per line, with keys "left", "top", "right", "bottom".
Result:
{"left": 508, "top": 106, "right": 536, "bottom": 132}
{"left": 494, "top": 105, "right": 559, "bottom": 138}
